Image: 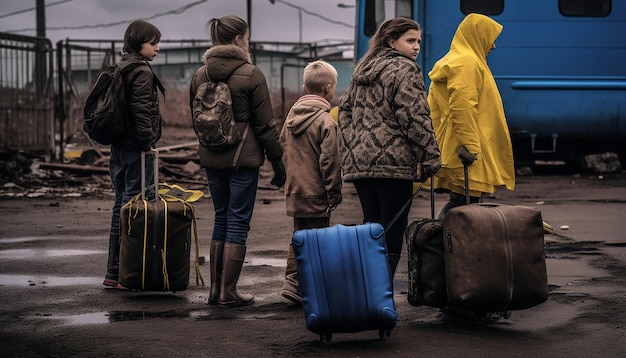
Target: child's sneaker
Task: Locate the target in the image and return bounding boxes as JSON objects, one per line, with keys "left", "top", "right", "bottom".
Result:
{"left": 103, "top": 278, "right": 118, "bottom": 287}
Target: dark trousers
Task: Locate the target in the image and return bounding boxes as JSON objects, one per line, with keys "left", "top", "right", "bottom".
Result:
{"left": 352, "top": 178, "right": 413, "bottom": 255}
{"left": 294, "top": 217, "right": 330, "bottom": 232}
{"left": 109, "top": 147, "right": 154, "bottom": 236}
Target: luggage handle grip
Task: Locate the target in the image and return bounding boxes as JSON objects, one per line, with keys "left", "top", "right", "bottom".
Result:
{"left": 141, "top": 149, "right": 159, "bottom": 202}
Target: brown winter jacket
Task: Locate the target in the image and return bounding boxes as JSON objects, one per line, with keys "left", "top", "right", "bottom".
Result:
{"left": 189, "top": 45, "right": 282, "bottom": 169}
{"left": 338, "top": 48, "right": 441, "bottom": 182}
{"left": 279, "top": 95, "right": 342, "bottom": 218}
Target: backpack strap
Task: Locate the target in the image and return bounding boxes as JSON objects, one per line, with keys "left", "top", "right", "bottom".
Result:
{"left": 231, "top": 122, "right": 249, "bottom": 168}
{"left": 153, "top": 73, "right": 166, "bottom": 98}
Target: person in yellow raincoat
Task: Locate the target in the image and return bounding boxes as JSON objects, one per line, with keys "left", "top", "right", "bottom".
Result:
{"left": 428, "top": 13, "right": 515, "bottom": 220}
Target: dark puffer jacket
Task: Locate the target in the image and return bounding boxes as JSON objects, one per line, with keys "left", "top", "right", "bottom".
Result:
{"left": 338, "top": 48, "right": 441, "bottom": 182}
{"left": 116, "top": 52, "right": 164, "bottom": 151}
{"left": 189, "top": 45, "right": 282, "bottom": 169}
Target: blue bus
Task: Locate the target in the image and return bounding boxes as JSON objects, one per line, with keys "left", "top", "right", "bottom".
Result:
{"left": 353, "top": 0, "right": 626, "bottom": 166}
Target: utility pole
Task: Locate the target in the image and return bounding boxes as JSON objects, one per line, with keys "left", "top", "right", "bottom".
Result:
{"left": 36, "top": 0, "right": 45, "bottom": 38}
{"left": 247, "top": 0, "right": 252, "bottom": 37}
{"left": 35, "top": 0, "right": 47, "bottom": 96}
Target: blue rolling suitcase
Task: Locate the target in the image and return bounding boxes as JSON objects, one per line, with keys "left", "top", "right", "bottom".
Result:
{"left": 292, "top": 223, "right": 397, "bottom": 342}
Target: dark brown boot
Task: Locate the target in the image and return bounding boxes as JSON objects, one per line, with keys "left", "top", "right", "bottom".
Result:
{"left": 218, "top": 243, "right": 254, "bottom": 308}
{"left": 103, "top": 233, "right": 120, "bottom": 287}
{"left": 208, "top": 241, "right": 225, "bottom": 305}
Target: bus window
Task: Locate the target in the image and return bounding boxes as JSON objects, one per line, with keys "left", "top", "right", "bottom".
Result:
{"left": 364, "top": 0, "right": 413, "bottom": 37}
{"left": 559, "top": 0, "right": 611, "bottom": 17}
{"left": 460, "top": 0, "right": 504, "bottom": 15}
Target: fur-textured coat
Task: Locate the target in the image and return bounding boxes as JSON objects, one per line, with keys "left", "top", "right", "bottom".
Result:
{"left": 189, "top": 45, "right": 282, "bottom": 169}
{"left": 338, "top": 48, "right": 441, "bottom": 182}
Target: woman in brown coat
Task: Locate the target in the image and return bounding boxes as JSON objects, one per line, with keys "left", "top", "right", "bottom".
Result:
{"left": 189, "top": 15, "right": 285, "bottom": 308}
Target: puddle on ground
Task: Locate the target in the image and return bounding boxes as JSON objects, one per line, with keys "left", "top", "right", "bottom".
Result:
{"left": 36, "top": 310, "right": 197, "bottom": 325}
{"left": 245, "top": 257, "right": 286, "bottom": 267}
{"left": 37, "top": 312, "right": 112, "bottom": 325}
{"left": 31, "top": 309, "right": 280, "bottom": 326}
{"left": 0, "top": 274, "right": 102, "bottom": 287}
{"left": 0, "top": 249, "right": 103, "bottom": 260}
{"left": 0, "top": 236, "right": 104, "bottom": 244}
{"left": 546, "top": 258, "right": 610, "bottom": 294}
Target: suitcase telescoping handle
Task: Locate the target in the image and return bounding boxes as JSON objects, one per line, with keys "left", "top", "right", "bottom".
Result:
{"left": 430, "top": 179, "right": 435, "bottom": 219}
{"left": 141, "top": 149, "right": 159, "bottom": 202}
{"left": 385, "top": 179, "right": 429, "bottom": 233}
{"left": 463, "top": 163, "right": 470, "bottom": 205}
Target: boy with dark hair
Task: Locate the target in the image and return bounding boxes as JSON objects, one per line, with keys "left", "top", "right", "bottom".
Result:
{"left": 104, "top": 20, "right": 164, "bottom": 288}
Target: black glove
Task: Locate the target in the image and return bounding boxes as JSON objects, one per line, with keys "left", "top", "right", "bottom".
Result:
{"left": 416, "top": 163, "right": 435, "bottom": 182}
{"left": 458, "top": 145, "right": 477, "bottom": 166}
{"left": 270, "top": 160, "right": 286, "bottom": 187}
{"left": 327, "top": 192, "right": 342, "bottom": 213}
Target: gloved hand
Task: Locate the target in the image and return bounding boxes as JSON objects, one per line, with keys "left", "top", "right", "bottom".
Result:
{"left": 457, "top": 145, "right": 477, "bottom": 166}
{"left": 270, "top": 159, "right": 286, "bottom": 187}
{"left": 326, "top": 192, "right": 342, "bottom": 214}
{"left": 416, "top": 163, "right": 435, "bottom": 182}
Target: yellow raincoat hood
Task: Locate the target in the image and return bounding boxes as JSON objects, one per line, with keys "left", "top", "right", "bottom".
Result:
{"left": 428, "top": 13, "right": 515, "bottom": 195}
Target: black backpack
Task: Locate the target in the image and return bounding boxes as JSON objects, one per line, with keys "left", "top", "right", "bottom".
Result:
{"left": 191, "top": 66, "right": 242, "bottom": 151}
{"left": 83, "top": 65, "right": 129, "bottom": 145}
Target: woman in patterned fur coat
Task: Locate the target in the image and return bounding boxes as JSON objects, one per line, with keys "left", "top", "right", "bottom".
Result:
{"left": 337, "top": 17, "right": 441, "bottom": 281}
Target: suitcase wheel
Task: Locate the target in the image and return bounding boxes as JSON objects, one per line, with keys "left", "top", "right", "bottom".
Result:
{"left": 379, "top": 329, "right": 392, "bottom": 340}
{"left": 319, "top": 333, "right": 332, "bottom": 342}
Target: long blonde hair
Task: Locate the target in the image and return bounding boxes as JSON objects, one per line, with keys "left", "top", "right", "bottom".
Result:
{"left": 357, "top": 17, "right": 421, "bottom": 70}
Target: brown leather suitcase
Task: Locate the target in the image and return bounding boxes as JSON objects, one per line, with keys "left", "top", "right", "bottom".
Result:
{"left": 442, "top": 202, "right": 549, "bottom": 312}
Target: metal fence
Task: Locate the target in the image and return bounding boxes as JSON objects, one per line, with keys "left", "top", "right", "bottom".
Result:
{"left": 0, "top": 32, "right": 55, "bottom": 158}
{"left": 1, "top": 33, "right": 353, "bottom": 161}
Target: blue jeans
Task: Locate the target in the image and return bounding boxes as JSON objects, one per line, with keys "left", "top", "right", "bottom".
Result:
{"left": 206, "top": 167, "right": 259, "bottom": 245}
{"left": 109, "top": 147, "right": 155, "bottom": 235}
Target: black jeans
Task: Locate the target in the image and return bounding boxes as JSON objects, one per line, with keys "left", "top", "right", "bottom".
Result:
{"left": 352, "top": 178, "right": 413, "bottom": 256}
{"left": 294, "top": 217, "right": 330, "bottom": 232}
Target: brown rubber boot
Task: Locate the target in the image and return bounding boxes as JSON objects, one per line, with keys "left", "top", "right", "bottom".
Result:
{"left": 208, "top": 240, "right": 225, "bottom": 305}
{"left": 280, "top": 243, "right": 301, "bottom": 304}
{"left": 218, "top": 243, "right": 255, "bottom": 308}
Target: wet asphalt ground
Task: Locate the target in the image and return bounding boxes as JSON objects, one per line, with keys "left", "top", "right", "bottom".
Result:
{"left": 0, "top": 171, "right": 625, "bottom": 357}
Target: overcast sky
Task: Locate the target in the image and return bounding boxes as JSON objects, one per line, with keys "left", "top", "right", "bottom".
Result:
{"left": 0, "top": 0, "right": 356, "bottom": 45}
